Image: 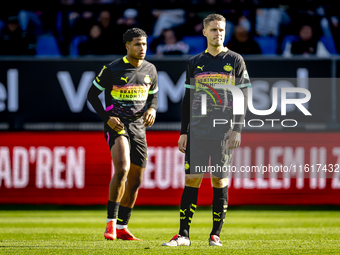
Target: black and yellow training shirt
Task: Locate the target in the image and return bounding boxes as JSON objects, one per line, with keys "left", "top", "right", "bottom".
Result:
{"left": 88, "top": 55, "right": 158, "bottom": 125}
{"left": 181, "top": 47, "right": 251, "bottom": 139}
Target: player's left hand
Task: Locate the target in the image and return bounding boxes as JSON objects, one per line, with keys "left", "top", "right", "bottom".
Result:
{"left": 142, "top": 108, "right": 156, "bottom": 127}
{"left": 228, "top": 131, "right": 241, "bottom": 149}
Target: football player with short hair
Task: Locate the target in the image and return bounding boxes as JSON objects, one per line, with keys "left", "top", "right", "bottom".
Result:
{"left": 163, "top": 14, "right": 250, "bottom": 247}
{"left": 87, "top": 28, "right": 158, "bottom": 241}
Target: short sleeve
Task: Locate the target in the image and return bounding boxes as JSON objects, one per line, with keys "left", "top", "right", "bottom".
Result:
{"left": 148, "top": 65, "right": 158, "bottom": 95}
{"left": 184, "top": 60, "right": 195, "bottom": 90}
{"left": 92, "top": 65, "right": 111, "bottom": 91}
{"left": 235, "top": 56, "right": 251, "bottom": 89}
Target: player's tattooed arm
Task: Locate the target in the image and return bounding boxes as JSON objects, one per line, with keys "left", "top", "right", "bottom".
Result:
{"left": 228, "top": 131, "right": 241, "bottom": 149}
{"left": 229, "top": 87, "right": 247, "bottom": 149}
{"left": 232, "top": 87, "right": 248, "bottom": 133}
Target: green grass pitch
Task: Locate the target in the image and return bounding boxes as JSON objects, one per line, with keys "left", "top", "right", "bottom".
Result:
{"left": 0, "top": 207, "right": 339, "bottom": 254}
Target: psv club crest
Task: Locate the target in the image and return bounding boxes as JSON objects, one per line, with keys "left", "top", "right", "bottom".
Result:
{"left": 144, "top": 75, "right": 151, "bottom": 84}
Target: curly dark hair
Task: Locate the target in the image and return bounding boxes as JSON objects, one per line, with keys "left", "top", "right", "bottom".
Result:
{"left": 123, "top": 28, "right": 147, "bottom": 44}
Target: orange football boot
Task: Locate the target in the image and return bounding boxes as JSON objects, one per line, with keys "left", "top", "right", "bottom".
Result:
{"left": 116, "top": 227, "right": 142, "bottom": 241}
{"left": 104, "top": 220, "right": 116, "bottom": 240}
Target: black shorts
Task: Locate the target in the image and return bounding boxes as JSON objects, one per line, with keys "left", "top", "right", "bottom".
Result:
{"left": 104, "top": 122, "right": 148, "bottom": 168}
{"left": 185, "top": 130, "right": 233, "bottom": 178}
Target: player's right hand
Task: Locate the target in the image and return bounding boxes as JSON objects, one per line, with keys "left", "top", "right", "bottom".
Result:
{"left": 178, "top": 134, "right": 187, "bottom": 153}
{"left": 107, "top": 117, "right": 124, "bottom": 132}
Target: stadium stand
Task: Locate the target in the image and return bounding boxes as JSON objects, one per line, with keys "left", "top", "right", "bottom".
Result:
{"left": 36, "top": 33, "right": 61, "bottom": 56}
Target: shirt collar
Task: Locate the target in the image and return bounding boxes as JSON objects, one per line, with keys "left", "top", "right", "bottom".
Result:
{"left": 204, "top": 47, "right": 228, "bottom": 53}
{"left": 123, "top": 55, "right": 129, "bottom": 63}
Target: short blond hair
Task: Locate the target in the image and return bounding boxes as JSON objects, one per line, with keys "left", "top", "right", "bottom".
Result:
{"left": 203, "top": 14, "right": 226, "bottom": 28}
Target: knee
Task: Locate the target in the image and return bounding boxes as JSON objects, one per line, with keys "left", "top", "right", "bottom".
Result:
{"left": 129, "top": 169, "right": 144, "bottom": 191}
{"left": 130, "top": 176, "right": 143, "bottom": 190}
{"left": 211, "top": 177, "right": 228, "bottom": 188}
{"left": 114, "top": 162, "right": 129, "bottom": 182}
{"left": 185, "top": 175, "right": 202, "bottom": 188}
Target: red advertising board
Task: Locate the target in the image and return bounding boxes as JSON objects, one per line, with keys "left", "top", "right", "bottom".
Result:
{"left": 0, "top": 131, "right": 340, "bottom": 206}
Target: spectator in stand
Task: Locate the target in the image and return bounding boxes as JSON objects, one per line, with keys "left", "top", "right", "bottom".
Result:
{"left": 18, "top": 9, "right": 43, "bottom": 36}
{"left": 255, "top": 7, "right": 290, "bottom": 37}
{"left": 98, "top": 10, "right": 113, "bottom": 34}
{"left": 156, "top": 28, "right": 189, "bottom": 55}
{"left": 227, "top": 25, "right": 261, "bottom": 54}
{"left": 152, "top": 9, "right": 186, "bottom": 37}
{"left": 0, "top": 16, "right": 36, "bottom": 55}
{"left": 114, "top": 8, "right": 141, "bottom": 55}
{"left": 97, "top": 10, "right": 116, "bottom": 54}
{"left": 116, "top": 8, "right": 140, "bottom": 33}
{"left": 282, "top": 24, "right": 330, "bottom": 57}
{"left": 176, "top": 11, "right": 203, "bottom": 38}
{"left": 71, "top": 11, "right": 95, "bottom": 37}
{"left": 329, "top": 15, "right": 340, "bottom": 54}
{"left": 254, "top": 4, "right": 291, "bottom": 54}
{"left": 285, "top": 1, "right": 323, "bottom": 43}
{"left": 77, "top": 23, "right": 107, "bottom": 55}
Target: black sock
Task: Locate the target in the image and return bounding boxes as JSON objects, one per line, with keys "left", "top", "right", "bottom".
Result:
{"left": 117, "top": 205, "right": 132, "bottom": 226}
{"left": 107, "top": 200, "right": 120, "bottom": 219}
{"left": 211, "top": 186, "right": 228, "bottom": 237}
{"left": 179, "top": 186, "right": 199, "bottom": 237}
